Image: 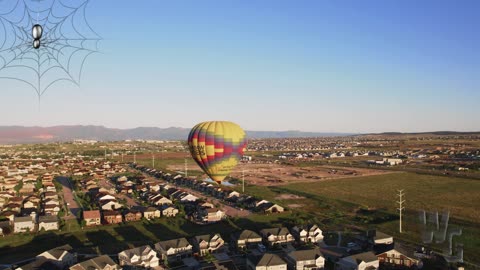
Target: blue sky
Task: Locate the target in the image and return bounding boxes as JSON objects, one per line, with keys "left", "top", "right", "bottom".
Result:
{"left": 0, "top": 0, "right": 479, "bottom": 133}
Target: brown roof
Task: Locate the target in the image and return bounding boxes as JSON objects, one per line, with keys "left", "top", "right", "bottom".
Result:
{"left": 103, "top": 210, "right": 121, "bottom": 217}
{"left": 83, "top": 210, "right": 101, "bottom": 219}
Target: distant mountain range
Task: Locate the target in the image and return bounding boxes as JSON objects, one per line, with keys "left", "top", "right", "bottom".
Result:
{"left": 0, "top": 126, "right": 477, "bottom": 144}
{"left": 0, "top": 125, "right": 352, "bottom": 144}
{"left": 369, "top": 131, "right": 480, "bottom": 136}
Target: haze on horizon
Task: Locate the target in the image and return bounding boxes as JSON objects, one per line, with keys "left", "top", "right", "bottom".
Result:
{"left": 0, "top": 0, "right": 479, "bottom": 134}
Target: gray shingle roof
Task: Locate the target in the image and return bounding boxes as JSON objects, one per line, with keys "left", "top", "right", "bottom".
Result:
{"left": 71, "top": 255, "right": 120, "bottom": 270}
{"left": 288, "top": 248, "right": 323, "bottom": 261}
{"left": 237, "top": 230, "right": 261, "bottom": 241}
{"left": 155, "top": 238, "right": 191, "bottom": 251}
{"left": 39, "top": 244, "right": 72, "bottom": 260}
{"left": 348, "top": 251, "right": 378, "bottom": 264}
{"left": 251, "top": 253, "right": 286, "bottom": 267}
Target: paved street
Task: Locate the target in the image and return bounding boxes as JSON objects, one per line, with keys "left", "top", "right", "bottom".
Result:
{"left": 138, "top": 171, "right": 251, "bottom": 218}
{"left": 56, "top": 176, "right": 81, "bottom": 220}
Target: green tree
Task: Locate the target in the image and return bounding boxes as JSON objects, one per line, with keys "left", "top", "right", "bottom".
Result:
{"left": 14, "top": 180, "right": 24, "bottom": 194}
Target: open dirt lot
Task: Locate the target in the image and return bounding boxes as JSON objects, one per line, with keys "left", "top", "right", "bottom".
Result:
{"left": 168, "top": 162, "right": 393, "bottom": 186}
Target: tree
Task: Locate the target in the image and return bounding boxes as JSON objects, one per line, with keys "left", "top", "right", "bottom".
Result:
{"left": 14, "top": 180, "right": 24, "bottom": 195}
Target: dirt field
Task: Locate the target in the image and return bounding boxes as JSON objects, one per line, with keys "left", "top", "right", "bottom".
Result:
{"left": 168, "top": 162, "right": 392, "bottom": 186}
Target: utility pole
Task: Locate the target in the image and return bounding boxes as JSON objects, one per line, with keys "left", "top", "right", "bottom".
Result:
{"left": 184, "top": 158, "right": 188, "bottom": 178}
{"left": 152, "top": 153, "right": 155, "bottom": 168}
{"left": 134, "top": 151, "right": 136, "bottom": 163}
{"left": 242, "top": 169, "right": 245, "bottom": 193}
{"left": 121, "top": 152, "right": 124, "bottom": 162}
{"left": 397, "top": 189, "right": 405, "bottom": 233}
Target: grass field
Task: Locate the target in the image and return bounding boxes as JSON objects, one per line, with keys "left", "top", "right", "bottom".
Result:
{"left": 284, "top": 173, "right": 480, "bottom": 223}
{"left": 239, "top": 172, "right": 480, "bottom": 265}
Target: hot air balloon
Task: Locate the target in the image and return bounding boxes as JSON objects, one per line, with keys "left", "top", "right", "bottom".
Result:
{"left": 188, "top": 121, "right": 247, "bottom": 184}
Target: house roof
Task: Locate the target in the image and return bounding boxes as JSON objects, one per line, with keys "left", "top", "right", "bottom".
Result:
{"left": 249, "top": 253, "right": 286, "bottom": 267}
{"left": 119, "top": 245, "right": 155, "bottom": 258}
{"left": 70, "top": 255, "right": 119, "bottom": 270}
{"left": 83, "top": 210, "right": 101, "bottom": 219}
{"left": 145, "top": 207, "right": 160, "bottom": 212}
{"left": 194, "top": 234, "right": 222, "bottom": 244}
{"left": 38, "top": 244, "right": 72, "bottom": 260}
{"left": 102, "top": 210, "right": 121, "bottom": 217}
{"left": 260, "top": 227, "right": 290, "bottom": 236}
{"left": 14, "top": 216, "right": 33, "bottom": 223}
{"left": 347, "top": 251, "right": 378, "bottom": 264}
{"left": 237, "top": 230, "right": 261, "bottom": 240}
{"left": 375, "top": 243, "right": 417, "bottom": 260}
{"left": 39, "top": 215, "right": 58, "bottom": 223}
{"left": 374, "top": 231, "right": 393, "bottom": 240}
{"left": 0, "top": 210, "right": 17, "bottom": 217}
{"left": 288, "top": 248, "right": 323, "bottom": 261}
{"left": 155, "top": 238, "right": 191, "bottom": 251}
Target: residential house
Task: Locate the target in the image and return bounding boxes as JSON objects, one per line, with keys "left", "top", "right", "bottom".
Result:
{"left": 1, "top": 210, "right": 17, "bottom": 223}
{"left": 285, "top": 248, "right": 325, "bottom": 270}
{"left": 191, "top": 234, "right": 225, "bottom": 256}
{"left": 43, "top": 191, "right": 58, "bottom": 200}
{"left": 43, "top": 198, "right": 60, "bottom": 207}
{"left": 103, "top": 210, "right": 123, "bottom": 224}
{"left": 118, "top": 245, "right": 160, "bottom": 268}
{"left": 292, "top": 225, "right": 324, "bottom": 243}
{"left": 257, "top": 202, "right": 284, "bottom": 214}
{"left": 23, "top": 200, "right": 38, "bottom": 209}
{"left": 150, "top": 195, "right": 172, "bottom": 206}
{"left": 70, "top": 255, "right": 121, "bottom": 270}
{"left": 38, "top": 215, "right": 59, "bottom": 231}
{"left": 199, "top": 201, "right": 215, "bottom": 209}
{"left": 247, "top": 253, "right": 287, "bottom": 270}
{"left": 13, "top": 215, "right": 35, "bottom": 233}
{"left": 124, "top": 210, "right": 142, "bottom": 222}
{"left": 227, "top": 191, "right": 241, "bottom": 199}
{"left": 36, "top": 244, "right": 77, "bottom": 269}
{"left": 98, "top": 194, "right": 116, "bottom": 202}
{"left": 101, "top": 201, "right": 123, "bottom": 211}
{"left": 336, "top": 252, "right": 379, "bottom": 270}
{"left": 161, "top": 206, "right": 179, "bottom": 217}
{"left": 180, "top": 194, "right": 198, "bottom": 203}
{"left": 260, "top": 227, "right": 294, "bottom": 246}
{"left": 155, "top": 238, "right": 193, "bottom": 261}
{"left": 375, "top": 243, "right": 421, "bottom": 268}
{"left": 4, "top": 202, "right": 21, "bottom": 213}
{"left": 233, "top": 230, "right": 263, "bottom": 250}
{"left": 197, "top": 208, "right": 225, "bottom": 223}
{"left": 143, "top": 207, "right": 161, "bottom": 220}
{"left": 44, "top": 204, "right": 61, "bottom": 216}
{"left": 83, "top": 210, "right": 101, "bottom": 226}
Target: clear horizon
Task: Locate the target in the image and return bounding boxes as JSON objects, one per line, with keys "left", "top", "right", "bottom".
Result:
{"left": 1, "top": 0, "right": 479, "bottom": 133}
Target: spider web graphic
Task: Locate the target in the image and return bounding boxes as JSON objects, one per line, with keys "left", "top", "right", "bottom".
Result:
{"left": 0, "top": 0, "right": 101, "bottom": 99}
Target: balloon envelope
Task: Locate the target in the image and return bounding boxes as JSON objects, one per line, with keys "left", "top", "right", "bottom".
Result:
{"left": 188, "top": 121, "right": 247, "bottom": 184}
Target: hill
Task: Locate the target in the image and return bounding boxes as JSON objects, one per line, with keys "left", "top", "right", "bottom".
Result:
{"left": 0, "top": 125, "right": 351, "bottom": 144}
